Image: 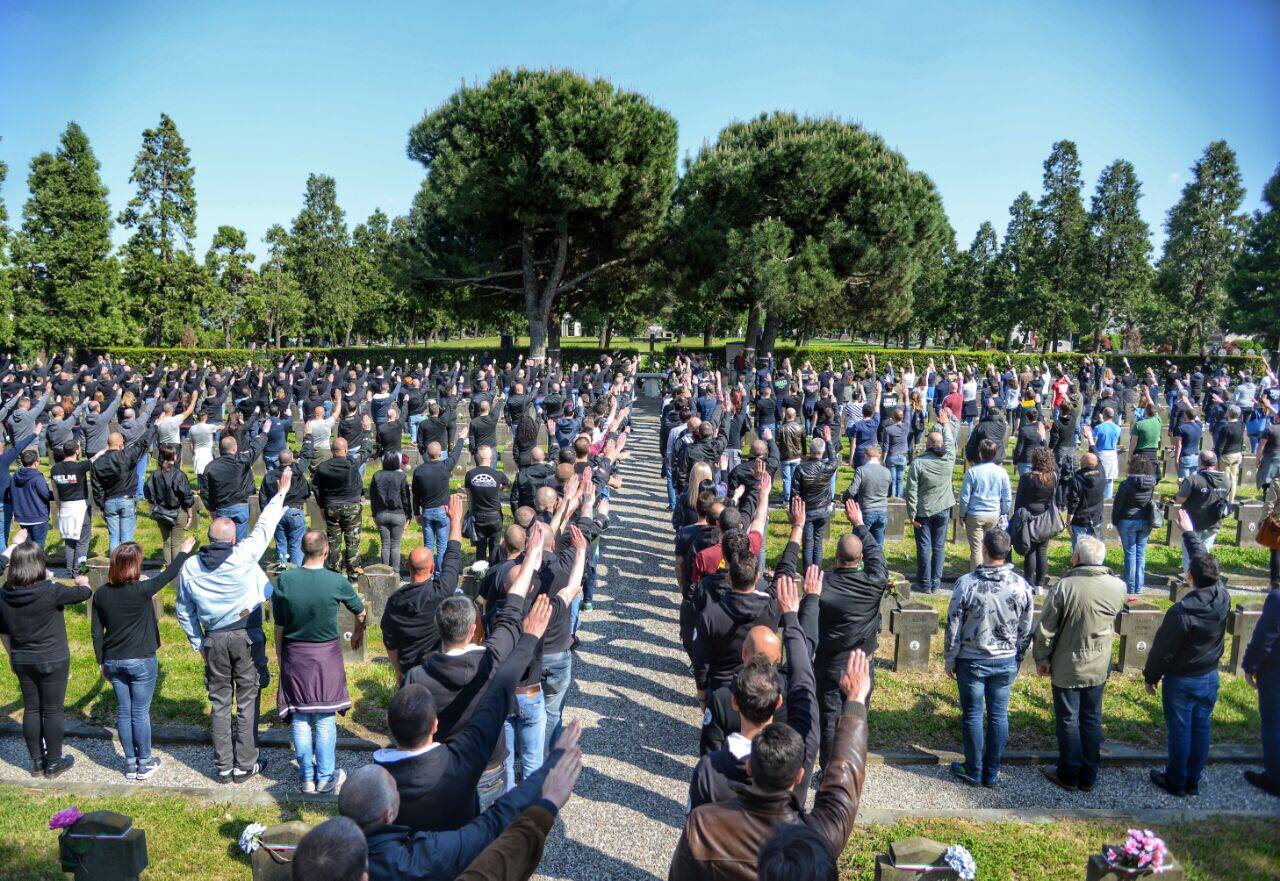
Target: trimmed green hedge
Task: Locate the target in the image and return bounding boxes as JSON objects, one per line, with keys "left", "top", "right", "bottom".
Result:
{"left": 659, "top": 343, "right": 1267, "bottom": 376}
{"left": 86, "top": 345, "right": 640, "bottom": 369}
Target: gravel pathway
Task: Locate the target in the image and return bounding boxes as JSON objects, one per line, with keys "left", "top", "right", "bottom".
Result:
{"left": 0, "top": 403, "right": 1272, "bottom": 880}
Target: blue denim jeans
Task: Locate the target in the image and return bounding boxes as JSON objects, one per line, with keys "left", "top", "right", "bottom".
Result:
{"left": 103, "top": 496, "right": 137, "bottom": 551}
{"left": 478, "top": 761, "right": 506, "bottom": 811}
{"left": 887, "top": 455, "right": 907, "bottom": 498}
{"left": 134, "top": 452, "right": 149, "bottom": 499}
{"left": 503, "top": 690, "right": 546, "bottom": 790}
{"left": 104, "top": 656, "right": 158, "bottom": 767}
{"left": 407, "top": 413, "right": 425, "bottom": 446}
{"left": 21, "top": 520, "right": 49, "bottom": 549}
{"left": 864, "top": 509, "right": 887, "bottom": 549}
{"left": 290, "top": 711, "right": 337, "bottom": 786}
{"left": 419, "top": 506, "right": 450, "bottom": 562}
{"left": 781, "top": 460, "right": 800, "bottom": 502}
{"left": 1016, "top": 463, "right": 1032, "bottom": 478}
{"left": 802, "top": 514, "right": 830, "bottom": 568}
{"left": 0, "top": 501, "right": 10, "bottom": 545}
{"left": 1161, "top": 669, "right": 1219, "bottom": 791}
{"left": 541, "top": 651, "right": 573, "bottom": 758}
{"left": 1181, "top": 528, "right": 1218, "bottom": 571}
{"left": 1258, "top": 663, "right": 1280, "bottom": 789}
{"left": 1116, "top": 518, "right": 1151, "bottom": 595}
{"left": 665, "top": 473, "right": 678, "bottom": 510}
{"left": 1070, "top": 524, "right": 1098, "bottom": 549}
{"left": 955, "top": 655, "right": 1019, "bottom": 784}
{"left": 1178, "top": 454, "right": 1199, "bottom": 480}
{"left": 914, "top": 510, "right": 949, "bottom": 592}
{"left": 215, "top": 502, "right": 251, "bottom": 542}
{"left": 275, "top": 507, "right": 306, "bottom": 566}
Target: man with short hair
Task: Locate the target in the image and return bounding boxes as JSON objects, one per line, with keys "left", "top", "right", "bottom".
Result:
{"left": 669, "top": 650, "right": 871, "bottom": 881}
{"left": 381, "top": 495, "right": 465, "bottom": 681}
{"left": 11, "top": 447, "right": 52, "bottom": 548}
{"left": 1214, "top": 405, "right": 1246, "bottom": 502}
{"left": 844, "top": 444, "right": 890, "bottom": 549}
{"left": 776, "top": 408, "right": 806, "bottom": 503}
{"left": 1064, "top": 452, "right": 1106, "bottom": 549}
{"left": 91, "top": 426, "right": 157, "bottom": 551}
{"left": 1174, "top": 450, "right": 1230, "bottom": 570}
{"left": 273, "top": 529, "right": 367, "bottom": 794}
{"left": 958, "top": 437, "right": 1011, "bottom": 571}
{"left": 1033, "top": 536, "right": 1126, "bottom": 792}
{"left": 1144, "top": 521, "right": 1230, "bottom": 797}
{"left": 758, "top": 825, "right": 837, "bottom": 881}
{"left": 312, "top": 422, "right": 375, "bottom": 577}
{"left": 465, "top": 445, "right": 510, "bottom": 563}
{"left": 412, "top": 424, "right": 468, "bottom": 562}
{"left": 904, "top": 407, "right": 955, "bottom": 594}
{"left": 176, "top": 467, "right": 292, "bottom": 782}
{"left": 792, "top": 431, "right": 839, "bottom": 568}
{"left": 293, "top": 817, "right": 368, "bottom": 881}
{"left": 201, "top": 424, "right": 270, "bottom": 543}
{"left": 259, "top": 447, "right": 311, "bottom": 567}
{"left": 944, "top": 528, "right": 1034, "bottom": 787}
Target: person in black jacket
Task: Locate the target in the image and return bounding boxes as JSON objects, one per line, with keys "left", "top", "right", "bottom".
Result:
{"left": 50, "top": 441, "right": 94, "bottom": 574}
{"left": 1013, "top": 448, "right": 1058, "bottom": 592}
{"left": 814, "top": 499, "right": 888, "bottom": 769}
{"left": 1065, "top": 452, "right": 1106, "bottom": 549}
{"left": 381, "top": 494, "right": 465, "bottom": 681}
{"left": 689, "top": 575, "right": 818, "bottom": 811}
{"left": 200, "top": 422, "right": 270, "bottom": 543}
{"left": 1145, "top": 525, "right": 1229, "bottom": 797}
{"left": 792, "top": 431, "right": 840, "bottom": 568}
{"left": 312, "top": 425, "right": 374, "bottom": 577}
{"left": 144, "top": 444, "right": 195, "bottom": 564}
{"left": 0, "top": 536, "right": 92, "bottom": 777}
{"left": 964, "top": 401, "right": 1008, "bottom": 466}
{"left": 259, "top": 448, "right": 311, "bottom": 567}
{"left": 372, "top": 452, "right": 413, "bottom": 573}
{"left": 1112, "top": 455, "right": 1158, "bottom": 597}
{"left": 91, "top": 426, "right": 157, "bottom": 552}
{"left": 700, "top": 626, "right": 789, "bottom": 756}
{"left": 1012, "top": 410, "right": 1047, "bottom": 478}
{"left": 411, "top": 426, "right": 468, "bottom": 563}
{"left": 92, "top": 538, "right": 193, "bottom": 779}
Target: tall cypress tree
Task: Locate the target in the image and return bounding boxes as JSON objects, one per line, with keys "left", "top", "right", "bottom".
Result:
{"left": 119, "top": 113, "right": 203, "bottom": 344}
{"left": 11, "top": 122, "right": 125, "bottom": 349}
{"left": 1031, "top": 140, "right": 1087, "bottom": 351}
{"left": 287, "top": 175, "right": 354, "bottom": 345}
{"left": 1154, "top": 140, "right": 1247, "bottom": 355}
{"left": 0, "top": 150, "right": 12, "bottom": 347}
{"left": 203, "top": 225, "right": 255, "bottom": 347}
{"left": 1228, "top": 163, "right": 1280, "bottom": 364}
{"left": 993, "top": 191, "right": 1039, "bottom": 349}
{"left": 1083, "top": 160, "right": 1152, "bottom": 350}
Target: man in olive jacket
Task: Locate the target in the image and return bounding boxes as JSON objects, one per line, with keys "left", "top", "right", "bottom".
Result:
{"left": 1032, "top": 536, "right": 1126, "bottom": 791}
{"left": 669, "top": 650, "right": 871, "bottom": 881}
{"left": 903, "top": 407, "right": 955, "bottom": 593}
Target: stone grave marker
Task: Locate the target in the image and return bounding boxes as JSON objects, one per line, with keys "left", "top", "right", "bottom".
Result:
{"left": 59, "top": 810, "right": 148, "bottom": 881}
{"left": 1235, "top": 501, "right": 1263, "bottom": 546}
{"left": 1086, "top": 851, "right": 1184, "bottom": 881}
{"left": 1114, "top": 604, "right": 1163, "bottom": 673}
{"left": 1224, "top": 602, "right": 1264, "bottom": 676}
{"left": 885, "top": 498, "right": 907, "bottom": 542}
{"left": 306, "top": 495, "right": 325, "bottom": 531}
{"left": 249, "top": 820, "right": 310, "bottom": 881}
{"left": 1165, "top": 501, "right": 1186, "bottom": 546}
{"left": 888, "top": 602, "right": 939, "bottom": 672}
{"left": 339, "top": 592, "right": 366, "bottom": 664}
{"left": 877, "top": 575, "right": 911, "bottom": 634}
{"left": 1166, "top": 576, "right": 1192, "bottom": 604}
{"left": 1018, "top": 608, "right": 1043, "bottom": 674}
{"left": 358, "top": 564, "right": 399, "bottom": 623}
{"left": 874, "top": 835, "right": 958, "bottom": 881}
{"left": 1240, "top": 454, "right": 1258, "bottom": 488}
{"left": 948, "top": 502, "right": 961, "bottom": 543}
{"left": 1100, "top": 500, "right": 1119, "bottom": 544}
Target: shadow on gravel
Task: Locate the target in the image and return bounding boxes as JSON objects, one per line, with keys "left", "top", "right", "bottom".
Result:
{"left": 537, "top": 832, "right": 666, "bottom": 881}
{"left": 570, "top": 655, "right": 696, "bottom": 716}
{"left": 576, "top": 763, "right": 686, "bottom": 830}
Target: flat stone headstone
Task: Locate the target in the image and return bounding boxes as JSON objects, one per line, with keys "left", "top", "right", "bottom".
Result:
{"left": 874, "top": 836, "right": 956, "bottom": 881}
{"left": 1019, "top": 609, "right": 1043, "bottom": 674}
{"left": 1100, "top": 500, "right": 1119, "bottom": 544}
{"left": 1240, "top": 455, "right": 1258, "bottom": 487}
{"left": 1224, "top": 603, "right": 1264, "bottom": 676}
{"left": 1165, "top": 501, "right": 1186, "bottom": 547}
{"left": 1166, "top": 576, "right": 1192, "bottom": 604}
{"left": 59, "top": 810, "right": 148, "bottom": 881}
{"left": 339, "top": 595, "right": 366, "bottom": 664}
{"left": 1114, "top": 603, "right": 1164, "bottom": 674}
{"left": 358, "top": 564, "right": 398, "bottom": 622}
{"left": 888, "top": 602, "right": 940, "bottom": 672}
{"left": 1236, "top": 502, "right": 1264, "bottom": 546}
{"left": 249, "top": 821, "right": 310, "bottom": 881}
{"left": 885, "top": 498, "right": 907, "bottom": 542}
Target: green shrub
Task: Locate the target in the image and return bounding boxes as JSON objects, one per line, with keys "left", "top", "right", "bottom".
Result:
{"left": 85, "top": 344, "right": 639, "bottom": 369}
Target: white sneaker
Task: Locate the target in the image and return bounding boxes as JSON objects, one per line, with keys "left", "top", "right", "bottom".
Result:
{"left": 317, "top": 768, "right": 346, "bottom": 795}
{"left": 302, "top": 780, "right": 316, "bottom": 794}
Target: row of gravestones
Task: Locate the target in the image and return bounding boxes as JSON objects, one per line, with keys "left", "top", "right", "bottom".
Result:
{"left": 880, "top": 576, "right": 1263, "bottom": 678}
{"left": 50, "top": 814, "right": 1188, "bottom": 881}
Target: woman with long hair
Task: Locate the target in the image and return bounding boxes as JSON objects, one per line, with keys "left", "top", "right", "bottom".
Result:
{"left": 144, "top": 444, "right": 196, "bottom": 564}
{"left": 674, "top": 461, "right": 715, "bottom": 531}
{"left": 513, "top": 407, "right": 541, "bottom": 469}
{"left": 908, "top": 390, "right": 927, "bottom": 459}
{"left": 91, "top": 537, "right": 193, "bottom": 779}
{"left": 0, "top": 537, "right": 91, "bottom": 777}
{"left": 1014, "top": 447, "right": 1058, "bottom": 591}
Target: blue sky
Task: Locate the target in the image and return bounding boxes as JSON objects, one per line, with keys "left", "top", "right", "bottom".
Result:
{"left": 2, "top": 0, "right": 1278, "bottom": 261}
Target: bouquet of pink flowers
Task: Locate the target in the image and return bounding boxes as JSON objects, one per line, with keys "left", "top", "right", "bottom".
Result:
{"left": 1104, "top": 829, "right": 1167, "bottom": 873}
{"left": 48, "top": 807, "right": 83, "bottom": 830}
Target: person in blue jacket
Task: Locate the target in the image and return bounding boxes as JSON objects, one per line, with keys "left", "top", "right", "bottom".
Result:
{"left": 10, "top": 450, "right": 53, "bottom": 549}
{"left": 0, "top": 430, "right": 39, "bottom": 544}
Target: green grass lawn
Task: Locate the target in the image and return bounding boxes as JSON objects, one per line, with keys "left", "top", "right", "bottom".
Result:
{"left": 0, "top": 787, "right": 1272, "bottom": 881}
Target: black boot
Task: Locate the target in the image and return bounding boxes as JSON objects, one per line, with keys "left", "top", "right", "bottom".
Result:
{"left": 44, "top": 755, "right": 75, "bottom": 778}
{"left": 30, "top": 756, "right": 45, "bottom": 778}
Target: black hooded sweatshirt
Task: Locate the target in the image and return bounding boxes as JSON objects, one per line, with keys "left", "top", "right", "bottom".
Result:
{"left": 0, "top": 579, "right": 91, "bottom": 668}
{"left": 1144, "top": 581, "right": 1229, "bottom": 686}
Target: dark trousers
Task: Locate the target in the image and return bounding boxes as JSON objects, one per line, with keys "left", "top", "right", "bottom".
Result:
{"left": 1052, "top": 682, "right": 1105, "bottom": 786}
{"left": 1023, "top": 539, "right": 1048, "bottom": 588}
{"left": 1162, "top": 669, "right": 1219, "bottom": 791}
{"left": 474, "top": 517, "right": 501, "bottom": 563}
{"left": 1259, "top": 663, "right": 1280, "bottom": 788}
{"left": 324, "top": 503, "right": 362, "bottom": 573}
{"left": 204, "top": 629, "right": 260, "bottom": 774}
{"left": 817, "top": 662, "right": 874, "bottom": 770}
{"left": 14, "top": 662, "right": 68, "bottom": 761}
{"left": 914, "top": 510, "right": 949, "bottom": 592}
{"left": 802, "top": 514, "right": 830, "bottom": 569}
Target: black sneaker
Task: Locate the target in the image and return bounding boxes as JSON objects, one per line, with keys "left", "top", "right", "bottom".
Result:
{"left": 134, "top": 757, "right": 163, "bottom": 781}
{"left": 1149, "top": 769, "right": 1186, "bottom": 797}
{"left": 949, "top": 761, "right": 979, "bottom": 786}
{"left": 44, "top": 756, "right": 75, "bottom": 778}
{"left": 1078, "top": 779, "right": 1096, "bottom": 793}
{"left": 29, "top": 757, "right": 45, "bottom": 778}
{"left": 1243, "top": 770, "right": 1280, "bottom": 797}
{"left": 233, "top": 758, "right": 268, "bottom": 782}
{"left": 217, "top": 770, "right": 234, "bottom": 785}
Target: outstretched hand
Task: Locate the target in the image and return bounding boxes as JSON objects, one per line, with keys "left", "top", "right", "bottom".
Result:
{"left": 840, "top": 649, "right": 872, "bottom": 704}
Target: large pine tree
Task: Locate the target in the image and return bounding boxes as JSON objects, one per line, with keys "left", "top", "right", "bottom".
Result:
{"left": 119, "top": 113, "right": 205, "bottom": 344}
{"left": 1030, "top": 140, "right": 1087, "bottom": 351}
{"left": 287, "top": 175, "right": 354, "bottom": 345}
{"left": 1154, "top": 140, "right": 1247, "bottom": 355}
{"left": 1083, "top": 160, "right": 1152, "bottom": 350}
{"left": 11, "top": 122, "right": 126, "bottom": 349}
{"left": 992, "top": 191, "right": 1040, "bottom": 349}
{"left": 203, "top": 225, "right": 255, "bottom": 347}
{"left": 1228, "top": 163, "right": 1280, "bottom": 364}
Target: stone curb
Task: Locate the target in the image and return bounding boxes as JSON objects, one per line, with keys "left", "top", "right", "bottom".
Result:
{"left": 856, "top": 807, "right": 1280, "bottom": 824}
{"left": 1, "top": 777, "right": 332, "bottom": 807}
{"left": 2, "top": 719, "right": 1260, "bottom": 766}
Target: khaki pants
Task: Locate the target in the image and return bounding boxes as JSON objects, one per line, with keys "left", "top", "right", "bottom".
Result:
{"left": 1221, "top": 451, "right": 1243, "bottom": 502}
{"left": 157, "top": 510, "right": 191, "bottom": 564}
{"left": 964, "top": 513, "right": 1000, "bottom": 571}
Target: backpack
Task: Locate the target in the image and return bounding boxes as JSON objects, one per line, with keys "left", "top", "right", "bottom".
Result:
{"left": 1189, "top": 472, "right": 1231, "bottom": 530}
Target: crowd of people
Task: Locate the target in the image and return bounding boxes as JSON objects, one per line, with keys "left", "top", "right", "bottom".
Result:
{"left": 0, "top": 346, "right": 1275, "bottom": 881}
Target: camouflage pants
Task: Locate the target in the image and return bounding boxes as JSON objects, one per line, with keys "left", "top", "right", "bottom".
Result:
{"left": 324, "top": 503, "right": 362, "bottom": 574}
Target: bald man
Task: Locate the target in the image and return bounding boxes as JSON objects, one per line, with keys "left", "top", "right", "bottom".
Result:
{"left": 699, "top": 624, "right": 788, "bottom": 755}
{"left": 690, "top": 575, "right": 819, "bottom": 808}
{"left": 201, "top": 421, "right": 271, "bottom": 542}
{"left": 411, "top": 422, "right": 469, "bottom": 562}
{"left": 90, "top": 423, "right": 158, "bottom": 551}
{"left": 1065, "top": 451, "right": 1107, "bottom": 548}
{"left": 380, "top": 495, "right": 466, "bottom": 682}
{"left": 312, "top": 421, "right": 374, "bottom": 576}
{"left": 513, "top": 446, "right": 555, "bottom": 516}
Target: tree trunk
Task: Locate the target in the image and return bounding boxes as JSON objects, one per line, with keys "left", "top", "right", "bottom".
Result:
{"left": 598, "top": 321, "right": 608, "bottom": 350}
{"left": 703, "top": 320, "right": 714, "bottom": 349}
{"left": 603, "top": 318, "right": 613, "bottom": 349}
{"left": 548, "top": 317, "right": 562, "bottom": 354}
{"left": 759, "top": 309, "right": 782, "bottom": 356}
{"left": 743, "top": 297, "right": 763, "bottom": 362}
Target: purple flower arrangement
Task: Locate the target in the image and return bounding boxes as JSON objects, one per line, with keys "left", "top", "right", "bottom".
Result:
{"left": 48, "top": 807, "right": 83, "bottom": 830}
{"left": 1104, "top": 829, "right": 1168, "bottom": 873}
